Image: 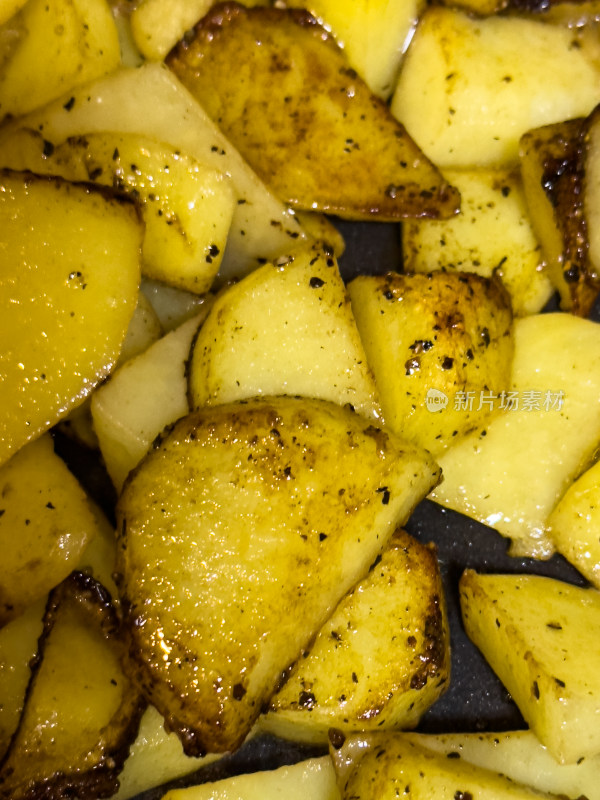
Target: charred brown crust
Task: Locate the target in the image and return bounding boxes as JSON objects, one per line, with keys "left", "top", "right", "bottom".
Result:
{"left": 0, "top": 572, "right": 147, "bottom": 800}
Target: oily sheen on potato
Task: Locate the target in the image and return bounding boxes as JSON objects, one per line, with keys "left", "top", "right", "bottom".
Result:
{"left": 116, "top": 396, "right": 440, "bottom": 756}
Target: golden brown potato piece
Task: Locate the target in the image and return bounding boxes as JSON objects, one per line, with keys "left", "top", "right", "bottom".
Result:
{"left": 260, "top": 530, "right": 449, "bottom": 744}
{"left": 519, "top": 118, "right": 600, "bottom": 316}
{"left": 0, "top": 170, "right": 142, "bottom": 467}
{"left": 460, "top": 570, "right": 600, "bottom": 765}
{"left": 348, "top": 271, "right": 514, "bottom": 456}
{"left": 166, "top": 3, "right": 460, "bottom": 222}
{"left": 0, "top": 572, "right": 146, "bottom": 800}
{"left": 116, "top": 396, "right": 440, "bottom": 756}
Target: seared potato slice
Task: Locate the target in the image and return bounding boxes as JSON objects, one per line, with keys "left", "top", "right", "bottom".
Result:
{"left": 519, "top": 118, "right": 600, "bottom": 316}
{"left": 0, "top": 434, "right": 107, "bottom": 626}
{"left": 582, "top": 104, "right": 600, "bottom": 312}
{"left": 460, "top": 570, "right": 600, "bottom": 765}
{"left": 188, "top": 244, "right": 382, "bottom": 420}
{"left": 0, "top": 128, "right": 235, "bottom": 293}
{"left": 0, "top": 598, "right": 45, "bottom": 760}
{"left": 167, "top": 3, "right": 460, "bottom": 221}
{"left": 92, "top": 313, "right": 207, "bottom": 491}
{"left": 161, "top": 756, "right": 340, "bottom": 800}
{"left": 403, "top": 168, "right": 554, "bottom": 316}
{"left": 0, "top": 573, "right": 146, "bottom": 800}
{"left": 303, "top": 0, "right": 423, "bottom": 100}
{"left": 0, "top": 63, "right": 309, "bottom": 282}
{"left": 260, "top": 530, "right": 449, "bottom": 744}
{"left": 392, "top": 7, "right": 600, "bottom": 168}
{"left": 330, "top": 732, "right": 558, "bottom": 800}
{"left": 432, "top": 313, "right": 600, "bottom": 558}
{"left": 117, "top": 396, "right": 440, "bottom": 755}
{"left": 0, "top": 170, "right": 142, "bottom": 466}
{"left": 547, "top": 459, "right": 600, "bottom": 590}
{"left": 0, "top": 0, "right": 119, "bottom": 121}
{"left": 348, "top": 272, "right": 513, "bottom": 456}
{"left": 404, "top": 729, "right": 600, "bottom": 800}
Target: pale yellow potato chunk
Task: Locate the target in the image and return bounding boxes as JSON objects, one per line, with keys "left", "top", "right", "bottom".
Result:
{"left": 391, "top": 7, "right": 600, "bottom": 168}
{"left": 403, "top": 169, "right": 554, "bottom": 316}
{"left": 162, "top": 757, "right": 340, "bottom": 800}
{"left": 404, "top": 730, "right": 600, "bottom": 800}
{"left": 91, "top": 313, "right": 206, "bottom": 492}
{"left": 547, "top": 459, "right": 600, "bottom": 589}
{"left": 140, "top": 278, "right": 213, "bottom": 333}
{"left": 0, "top": 0, "right": 120, "bottom": 121}
{"left": 0, "top": 435, "right": 108, "bottom": 625}
{"left": 331, "top": 733, "right": 558, "bottom": 799}
{"left": 261, "top": 530, "right": 449, "bottom": 743}
{"left": 0, "top": 171, "right": 142, "bottom": 466}
{"left": 432, "top": 313, "right": 600, "bottom": 558}
{"left": 0, "top": 63, "right": 308, "bottom": 282}
{"left": 304, "top": 0, "right": 423, "bottom": 100}
{"left": 460, "top": 570, "right": 600, "bottom": 765}
{"left": 188, "top": 244, "right": 382, "bottom": 421}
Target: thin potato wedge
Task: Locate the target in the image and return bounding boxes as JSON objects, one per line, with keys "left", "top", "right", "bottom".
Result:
{"left": 261, "top": 529, "right": 449, "bottom": 744}
{"left": 0, "top": 573, "right": 146, "bottom": 800}
{"left": 167, "top": 3, "right": 460, "bottom": 221}
{"left": 116, "top": 396, "right": 440, "bottom": 755}
{"left": 460, "top": 570, "right": 600, "bottom": 765}
{"left": 0, "top": 170, "right": 142, "bottom": 467}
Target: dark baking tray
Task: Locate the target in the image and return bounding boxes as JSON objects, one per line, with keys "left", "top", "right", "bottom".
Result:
{"left": 54, "top": 217, "right": 595, "bottom": 798}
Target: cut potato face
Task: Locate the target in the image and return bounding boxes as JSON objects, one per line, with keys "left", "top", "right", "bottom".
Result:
{"left": 460, "top": 570, "right": 600, "bottom": 765}
{"left": 402, "top": 168, "right": 554, "bottom": 316}
{"left": 261, "top": 529, "right": 449, "bottom": 744}
{"left": 0, "top": 128, "right": 236, "bottom": 294}
{"left": 0, "top": 170, "right": 142, "bottom": 467}
{"left": 167, "top": 3, "right": 460, "bottom": 221}
{"left": 116, "top": 396, "right": 440, "bottom": 756}
{"left": 392, "top": 7, "right": 600, "bottom": 168}
{"left": 330, "top": 732, "right": 557, "bottom": 800}
{"left": 0, "top": 63, "right": 308, "bottom": 282}
{"left": 404, "top": 729, "right": 600, "bottom": 800}
{"left": 348, "top": 271, "right": 514, "bottom": 456}
{"left": 547, "top": 458, "right": 600, "bottom": 589}
{"left": 0, "top": 434, "right": 103, "bottom": 626}
{"left": 0, "top": 0, "right": 120, "bottom": 121}
{"left": 432, "top": 313, "right": 600, "bottom": 558}
{"left": 188, "top": 243, "right": 382, "bottom": 421}
{"left": 0, "top": 572, "right": 146, "bottom": 800}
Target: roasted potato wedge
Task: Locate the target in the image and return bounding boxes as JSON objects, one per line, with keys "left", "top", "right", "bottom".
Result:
{"left": 0, "top": 572, "right": 146, "bottom": 800}
{"left": 348, "top": 271, "right": 514, "bottom": 456}
{"left": 547, "top": 459, "right": 600, "bottom": 589}
{"left": 140, "top": 278, "right": 213, "bottom": 333}
{"left": 330, "top": 732, "right": 558, "bottom": 800}
{"left": 0, "top": 0, "right": 120, "bottom": 121}
{"left": 91, "top": 313, "right": 206, "bottom": 491}
{"left": 0, "top": 128, "right": 236, "bottom": 293}
{"left": 404, "top": 729, "right": 600, "bottom": 800}
{"left": 260, "top": 529, "right": 449, "bottom": 744}
{"left": 402, "top": 168, "right": 554, "bottom": 316}
{"left": 432, "top": 313, "right": 600, "bottom": 558}
{"left": 0, "top": 63, "right": 309, "bottom": 282}
{"left": 0, "top": 170, "right": 142, "bottom": 467}
{"left": 187, "top": 243, "right": 382, "bottom": 420}
{"left": 166, "top": 3, "right": 460, "bottom": 221}
{"left": 391, "top": 7, "right": 600, "bottom": 168}
{"left": 0, "top": 434, "right": 108, "bottom": 625}
{"left": 116, "top": 396, "right": 440, "bottom": 755}
{"left": 519, "top": 117, "right": 600, "bottom": 316}
{"left": 460, "top": 570, "right": 600, "bottom": 765}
